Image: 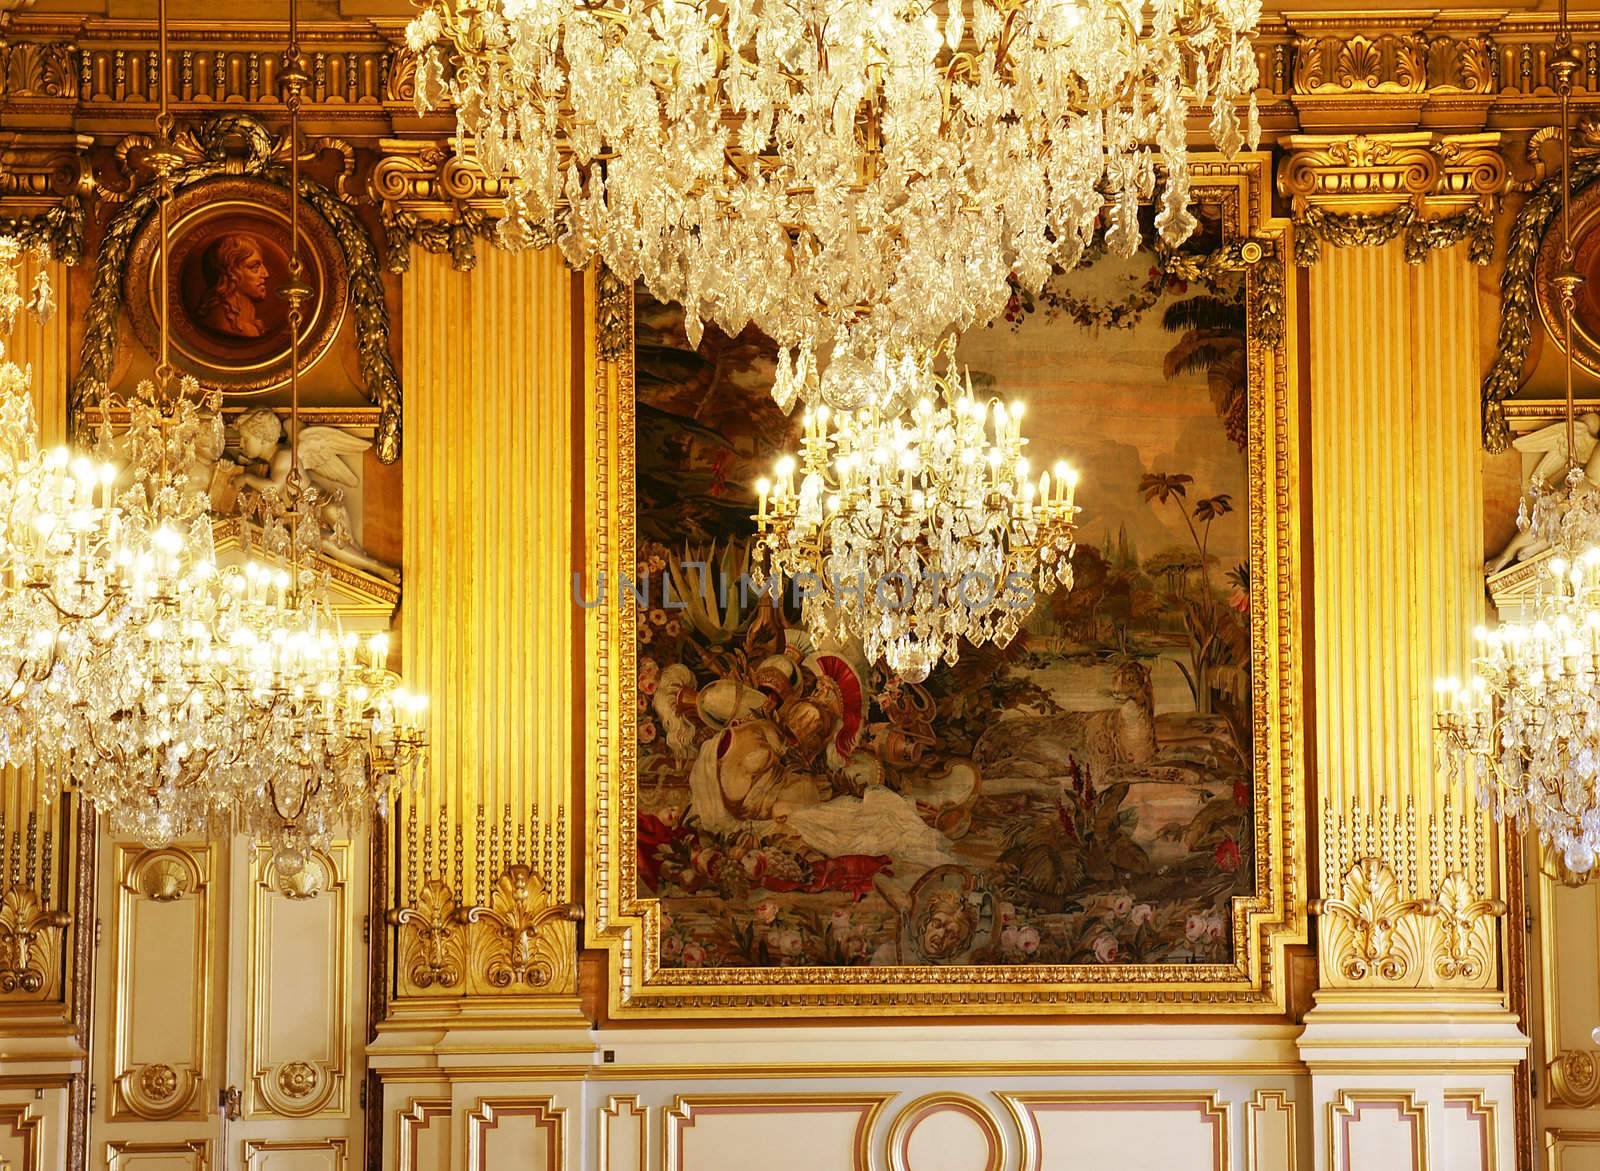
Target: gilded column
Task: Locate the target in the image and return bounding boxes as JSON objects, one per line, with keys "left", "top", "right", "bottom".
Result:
{"left": 380, "top": 245, "right": 584, "bottom": 1025}
{"left": 1284, "top": 135, "right": 1526, "bottom": 1171}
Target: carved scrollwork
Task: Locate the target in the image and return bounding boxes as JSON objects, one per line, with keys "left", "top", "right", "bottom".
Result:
{"left": 1551, "top": 1050, "right": 1600, "bottom": 1108}
{"left": 1160, "top": 237, "right": 1285, "bottom": 351}
{"left": 116, "top": 1062, "right": 200, "bottom": 1120}
{"left": 0, "top": 886, "right": 69, "bottom": 997}
{"left": 1313, "top": 857, "right": 1432, "bottom": 983}
{"left": 596, "top": 265, "right": 632, "bottom": 362}
{"left": 387, "top": 880, "right": 467, "bottom": 990}
{"left": 1430, "top": 871, "right": 1505, "bottom": 982}
{"left": 464, "top": 865, "right": 582, "bottom": 992}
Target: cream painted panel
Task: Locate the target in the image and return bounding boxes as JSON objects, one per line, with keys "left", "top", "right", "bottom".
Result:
{"left": 1005, "top": 1098, "right": 1226, "bottom": 1171}
{"left": 463, "top": 1099, "right": 564, "bottom": 1171}
{"left": 1439, "top": 1096, "right": 1493, "bottom": 1171}
{"left": 103, "top": 1140, "right": 209, "bottom": 1170}
{"left": 1337, "top": 1101, "right": 1423, "bottom": 1171}
{"left": 668, "top": 1099, "right": 884, "bottom": 1171}
{"left": 243, "top": 1137, "right": 349, "bottom": 1170}
{"left": 1248, "top": 1090, "right": 1295, "bottom": 1171}
{"left": 599, "top": 1096, "right": 645, "bottom": 1171}
{"left": 247, "top": 846, "right": 350, "bottom": 1119}
{"left": 1550, "top": 1133, "right": 1600, "bottom": 1171}
{"left": 395, "top": 1097, "right": 451, "bottom": 1171}
{"left": 111, "top": 847, "right": 213, "bottom": 1122}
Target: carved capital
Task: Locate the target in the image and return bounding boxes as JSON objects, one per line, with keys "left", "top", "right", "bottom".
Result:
{"left": 1278, "top": 132, "right": 1507, "bottom": 266}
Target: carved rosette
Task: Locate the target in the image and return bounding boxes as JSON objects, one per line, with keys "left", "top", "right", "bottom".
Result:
{"left": 1278, "top": 132, "right": 1507, "bottom": 266}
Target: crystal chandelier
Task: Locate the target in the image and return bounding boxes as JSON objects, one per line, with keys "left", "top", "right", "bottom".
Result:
{"left": 406, "top": 0, "right": 1263, "bottom": 404}
{"left": 1436, "top": 0, "right": 1600, "bottom": 873}
{"left": 752, "top": 337, "right": 1078, "bottom": 681}
{"left": 216, "top": 0, "right": 429, "bottom": 873}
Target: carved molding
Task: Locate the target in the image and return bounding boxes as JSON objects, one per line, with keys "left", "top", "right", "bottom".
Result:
{"left": 1161, "top": 237, "right": 1286, "bottom": 352}
{"left": 388, "top": 879, "right": 466, "bottom": 991}
{"left": 0, "top": 885, "right": 68, "bottom": 1001}
{"left": 1313, "top": 798, "right": 1504, "bottom": 991}
{"left": 1278, "top": 132, "right": 1507, "bottom": 266}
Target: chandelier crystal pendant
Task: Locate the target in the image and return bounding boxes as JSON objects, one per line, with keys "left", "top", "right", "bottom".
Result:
{"left": 1435, "top": 0, "right": 1600, "bottom": 874}
{"left": 752, "top": 338, "right": 1078, "bottom": 681}
{"left": 217, "top": 0, "right": 429, "bottom": 874}
{"left": 406, "top": 0, "right": 1263, "bottom": 406}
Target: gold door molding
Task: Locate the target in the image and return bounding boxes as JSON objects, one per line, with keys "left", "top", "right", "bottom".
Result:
{"left": 108, "top": 846, "right": 214, "bottom": 1123}
{"left": 241, "top": 1138, "right": 348, "bottom": 1170}
{"left": 584, "top": 156, "right": 1308, "bottom": 1016}
{"left": 0, "top": 1101, "right": 43, "bottom": 1171}
{"left": 1247, "top": 1089, "right": 1297, "bottom": 1171}
{"left": 599, "top": 1095, "right": 646, "bottom": 1171}
{"left": 463, "top": 1097, "right": 565, "bottom": 1171}
{"left": 395, "top": 1097, "right": 450, "bottom": 1171}
{"left": 104, "top": 1140, "right": 210, "bottom": 1171}
{"left": 1444, "top": 1092, "right": 1497, "bottom": 1171}
{"left": 245, "top": 846, "right": 352, "bottom": 1120}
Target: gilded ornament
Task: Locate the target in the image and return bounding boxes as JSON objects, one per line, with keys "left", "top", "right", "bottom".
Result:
{"left": 138, "top": 856, "right": 192, "bottom": 903}
{"left": 137, "top": 1064, "right": 179, "bottom": 1102}
{"left": 0, "top": 886, "right": 69, "bottom": 997}
{"left": 387, "top": 879, "right": 467, "bottom": 991}
{"left": 1550, "top": 1050, "right": 1600, "bottom": 1108}
{"left": 275, "top": 1062, "right": 318, "bottom": 1099}
{"left": 1312, "top": 857, "right": 1430, "bottom": 983}
{"left": 465, "top": 865, "right": 582, "bottom": 992}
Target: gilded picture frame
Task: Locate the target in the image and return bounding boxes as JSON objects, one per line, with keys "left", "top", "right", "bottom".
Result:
{"left": 583, "top": 155, "right": 1306, "bottom": 1017}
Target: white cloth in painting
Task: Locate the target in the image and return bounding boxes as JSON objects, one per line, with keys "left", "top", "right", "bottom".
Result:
{"left": 782, "top": 787, "right": 959, "bottom": 871}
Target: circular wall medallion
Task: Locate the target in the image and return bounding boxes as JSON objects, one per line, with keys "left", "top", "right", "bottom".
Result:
{"left": 1536, "top": 179, "right": 1600, "bottom": 379}
{"left": 123, "top": 175, "right": 347, "bottom": 396}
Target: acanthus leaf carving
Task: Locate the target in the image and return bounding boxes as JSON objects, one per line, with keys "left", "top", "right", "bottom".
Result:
{"left": 464, "top": 865, "right": 581, "bottom": 992}
{"left": 387, "top": 879, "right": 466, "bottom": 991}
{"left": 0, "top": 886, "right": 69, "bottom": 998}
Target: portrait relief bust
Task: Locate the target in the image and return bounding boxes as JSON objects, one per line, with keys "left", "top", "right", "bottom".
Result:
{"left": 195, "top": 233, "right": 272, "bottom": 340}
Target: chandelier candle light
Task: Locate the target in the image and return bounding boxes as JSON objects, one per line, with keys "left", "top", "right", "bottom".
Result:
{"left": 1435, "top": 0, "right": 1600, "bottom": 874}
{"left": 406, "top": 0, "right": 1263, "bottom": 409}
{"left": 752, "top": 338, "right": 1078, "bottom": 682}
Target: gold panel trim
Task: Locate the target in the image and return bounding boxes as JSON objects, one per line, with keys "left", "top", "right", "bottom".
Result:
{"left": 1247, "top": 1089, "right": 1297, "bottom": 1171}
{"left": 246, "top": 845, "right": 350, "bottom": 1120}
{"left": 663, "top": 1094, "right": 890, "bottom": 1171}
{"left": 998, "top": 1091, "right": 1230, "bottom": 1171}
{"left": 886, "top": 1093, "right": 1004, "bottom": 1171}
{"left": 104, "top": 1140, "right": 210, "bottom": 1170}
{"left": 242, "top": 1139, "right": 348, "bottom": 1170}
{"left": 1326, "top": 1091, "right": 1427, "bottom": 1171}
{"left": 1444, "top": 1092, "right": 1497, "bottom": 1171}
{"left": 599, "top": 1095, "right": 647, "bottom": 1171}
{"left": 109, "top": 845, "right": 212, "bottom": 1123}
{"left": 396, "top": 1096, "right": 451, "bottom": 1171}
{"left": 0, "top": 1101, "right": 43, "bottom": 1171}
{"left": 463, "top": 1096, "right": 565, "bottom": 1171}
{"left": 1547, "top": 1128, "right": 1600, "bottom": 1171}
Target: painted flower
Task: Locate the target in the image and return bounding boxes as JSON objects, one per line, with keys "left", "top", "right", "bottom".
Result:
{"left": 637, "top": 719, "right": 658, "bottom": 744}
{"left": 1015, "top": 926, "right": 1040, "bottom": 954}
{"left": 661, "top": 933, "right": 684, "bottom": 960}
{"left": 665, "top": 619, "right": 681, "bottom": 638}
{"left": 773, "top": 928, "right": 805, "bottom": 957}
{"left": 638, "top": 623, "right": 654, "bottom": 645}
{"left": 1205, "top": 913, "right": 1227, "bottom": 943}
{"left": 636, "top": 694, "right": 649, "bottom": 713}
{"left": 1000, "top": 926, "right": 1020, "bottom": 952}
{"left": 648, "top": 554, "right": 666, "bottom": 573}
{"left": 658, "top": 805, "right": 682, "bottom": 828}
{"left": 754, "top": 899, "right": 780, "bottom": 924}
{"left": 1185, "top": 912, "right": 1208, "bottom": 943}
{"left": 660, "top": 911, "right": 674, "bottom": 932}
{"left": 1214, "top": 837, "right": 1242, "bottom": 872}
{"left": 1233, "top": 779, "right": 1251, "bottom": 807}
{"left": 649, "top": 607, "right": 668, "bottom": 626}
{"left": 1230, "top": 587, "right": 1250, "bottom": 613}
{"left": 829, "top": 908, "right": 853, "bottom": 933}
{"left": 1130, "top": 903, "right": 1154, "bottom": 927}
{"left": 681, "top": 942, "right": 707, "bottom": 968}
{"left": 1091, "top": 933, "right": 1119, "bottom": 963}
{"left": 996, "top": 901, "right": 1017, "bottom": 926}
{"left": 1109, "top": 893, "right": 1133, "bottom": 918}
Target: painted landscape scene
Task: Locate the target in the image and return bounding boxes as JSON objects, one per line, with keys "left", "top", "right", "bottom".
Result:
{"left": 632, "top": 230, "right": 1255, "bottom": 970}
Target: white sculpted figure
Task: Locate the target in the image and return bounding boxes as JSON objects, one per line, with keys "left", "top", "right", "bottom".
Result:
{"left": 1485, "top": 412, "right": 1600, "bottom": 573}
{"left": 235, "top": 408, "right": 401, "bottom": 584}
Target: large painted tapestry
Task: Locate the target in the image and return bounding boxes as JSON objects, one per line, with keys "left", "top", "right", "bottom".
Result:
{"left": 630, "top": 223, "right": 1256, "bottom": 972}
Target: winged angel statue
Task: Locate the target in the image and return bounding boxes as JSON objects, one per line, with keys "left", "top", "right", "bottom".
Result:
{"left": 230, "top": 407, "right": 401, "bottom": 583}
{"left": 1486, "top": 412, "right": 1600, "bottom": 573}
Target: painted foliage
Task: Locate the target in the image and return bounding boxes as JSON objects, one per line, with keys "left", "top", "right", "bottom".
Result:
{"left": 632, "top": 229, "right": 1253, "bottom": 970}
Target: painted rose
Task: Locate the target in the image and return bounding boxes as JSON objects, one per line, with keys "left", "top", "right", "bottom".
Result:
{"left": 996, "top": 901, "right": 1017, "bottom": 926}
{"left": 829, "top": 908, "right": 853, "bottom": 933}
{"left": 1091, "top": 933, "right": 1120, "bottom": 963}
{"left": 1109, "top": 893, "right": 1134, "bottom": 918}
{"left": 1205, "top": 913, "right": 1227, "bottom": 943}
{"left": 1214, "top": 837, "right": 1242, "bottom": 872}
{"left": 657, "top": 805, "right": 682, "bottom": 828}
{"left": 754, "top": 899, "right": 780, "bottom": 924}
{"left": 1185, "top": 912, "right": 1208, "bottom": 943}
{"left": 637, "top": 719, "right": 658, "bottom": 744}
{"left": 773, "top": 928, "right": 805, "bottom": 957}
{"left": 1015, "top": 925, "right": 1040, "bottom": 954}
{"left": 680, "top": 942, "right": 707, "bottom": 967}
{"left": 1000, "top": 926, "right": 1020, "bottom": 952}
{"left": 1130, "top": 903, "right": 1154, "bottom": 927}
{"left": 638, "top": 657, "right": 660, "bottom": 686}
{"left": 661, "top": 932, "right": 684, "bottom": 960}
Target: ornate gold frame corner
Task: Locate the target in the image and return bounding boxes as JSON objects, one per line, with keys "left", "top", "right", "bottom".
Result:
{"left": 583, "top": 155, "right": 1307, "bottom": 1017}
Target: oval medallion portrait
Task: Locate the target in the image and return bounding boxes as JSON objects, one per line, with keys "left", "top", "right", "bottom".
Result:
{"left": 124, "top": 175, "right": 347, "bottom": 395}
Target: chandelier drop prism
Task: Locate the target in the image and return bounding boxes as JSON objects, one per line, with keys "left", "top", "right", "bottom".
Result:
{"left": 751, "top": 338, "right": 1079, "bottom": 682}
{"left": 406, "top": 0, "right": 1263, "bottom": 406}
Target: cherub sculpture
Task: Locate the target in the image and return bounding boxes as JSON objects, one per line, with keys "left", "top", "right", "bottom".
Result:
{"left": 1485, "top": 412, "right": 1600, "bottom": 573}
{"left": 234, "top": 408, "right": 401, "bottom": 584}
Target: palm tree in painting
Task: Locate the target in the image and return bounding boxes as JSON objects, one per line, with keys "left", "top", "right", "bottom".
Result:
{"left": 1161, "top": 295, "right": 1247, "bottom": 451}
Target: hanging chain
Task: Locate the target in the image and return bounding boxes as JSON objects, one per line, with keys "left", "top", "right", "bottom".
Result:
{"left": 279, "top": 0, "right": 312, "bottom": 592}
